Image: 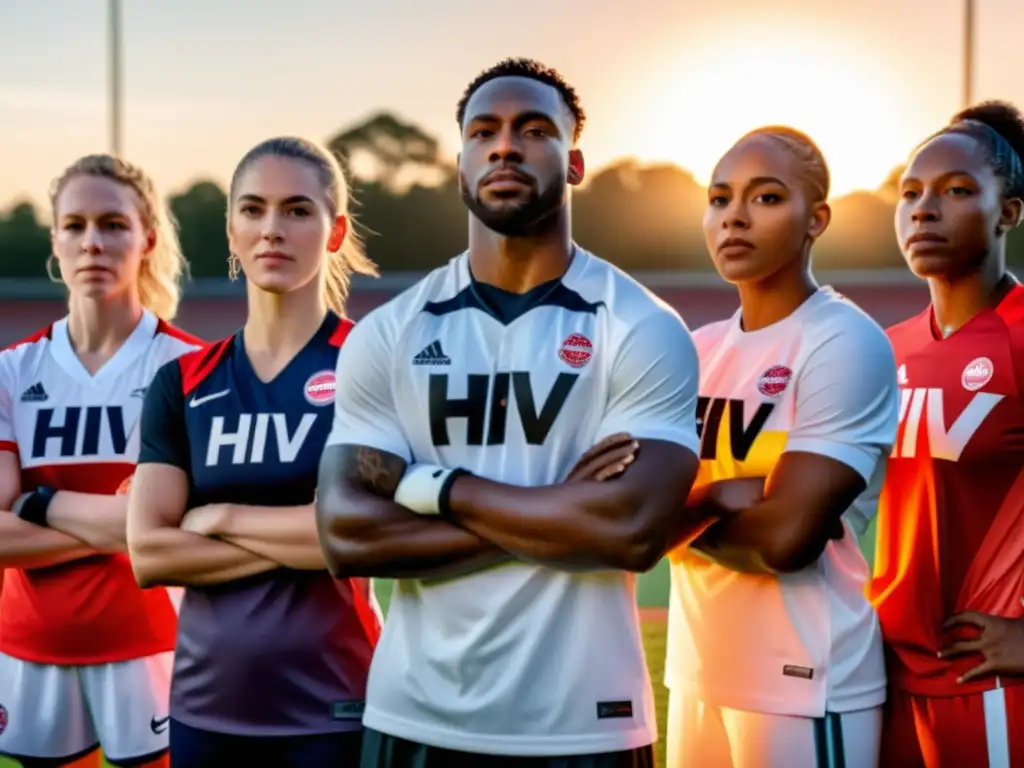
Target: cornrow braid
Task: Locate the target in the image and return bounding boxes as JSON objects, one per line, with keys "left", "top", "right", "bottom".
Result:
{"left": 740, "top": 126, "right": 831, "bottom": 202}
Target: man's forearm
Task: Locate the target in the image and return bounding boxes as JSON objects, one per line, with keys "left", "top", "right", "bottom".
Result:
{"left": 0, "top": 512, "right": 99, "bottom": 569}
{"left": 444, "top": 441, "right": 703, "bottom": 572}
{"left": 47, "top": 491, "right": 128, "bottom": 553}
{"left": 446, "top": 475, "right": 649, "bottom": 570}
{"left": 319, "top": 490, "right": 510, "bottom": 579}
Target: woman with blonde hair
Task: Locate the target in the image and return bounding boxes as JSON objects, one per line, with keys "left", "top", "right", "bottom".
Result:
{"left": 0, "top": 154, "right": 201, "bottom": 768}
{"left": 128, "top": 137, "right": 381, "bottom": 767}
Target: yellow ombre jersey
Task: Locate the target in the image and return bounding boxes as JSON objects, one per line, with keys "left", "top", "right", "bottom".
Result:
{"left": 666, "top": 288, "right": 899, "bottom": 718}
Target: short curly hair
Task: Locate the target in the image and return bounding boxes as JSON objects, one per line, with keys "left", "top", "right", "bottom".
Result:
{"left": 456, "top": 57, "right": 586, "bottom": 143}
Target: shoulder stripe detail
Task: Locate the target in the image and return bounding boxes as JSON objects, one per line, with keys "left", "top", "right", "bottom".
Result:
{"left": 178, "top": 338, "right": 233, "bottom": 397}
{"left": 3, "top": 324, "right": 53, "bottom": 352}
{"left": 155, "top": 318, "right": 205, "bottom": 346}
{"left": 329, "top": 318, "right": 355, "bottom": 348}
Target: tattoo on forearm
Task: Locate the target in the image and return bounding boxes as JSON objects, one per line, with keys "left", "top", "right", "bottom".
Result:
{"left": 337, "top": 445, "right": 406, "bottom": 497}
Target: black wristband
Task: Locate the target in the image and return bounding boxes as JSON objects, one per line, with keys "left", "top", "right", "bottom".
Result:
{"left": 438, "top": 468, "right": 470, "bottom": 520}
{"left": 14, "top": 486, "right": 57, "bottom": 528}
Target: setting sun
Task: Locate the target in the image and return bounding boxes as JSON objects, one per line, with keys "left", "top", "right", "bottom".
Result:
{"left": 626, "top": 27, "right": 921, "bottom": 199}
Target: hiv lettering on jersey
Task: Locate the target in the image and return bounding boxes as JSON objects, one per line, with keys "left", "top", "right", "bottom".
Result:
{"left": 870, "top": 286, "right": 1024, "bottom": 698}
{"left": 30, "top": 404, "right": 130, "bottom": 459}
{"left": 667, "top": 288, "right": 897, "bottom": 720}
{"left": 427, "top": 371, "right": 579, "bottom": 446}
{"left": 327, "top": 249, "right": 702, "bottom": 756}
{"left": 0, "top": 311, "right": 201, "bottom": 666}
{"left": 137, "top": 313, "right": 378, "bottom": 736}
{"left": 696, "top": 397, "right": 776, "bottom": 461}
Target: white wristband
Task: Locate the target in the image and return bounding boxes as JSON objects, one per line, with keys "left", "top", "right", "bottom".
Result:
{"left": 393, "top": 464, "right": 464, "bottom": 515}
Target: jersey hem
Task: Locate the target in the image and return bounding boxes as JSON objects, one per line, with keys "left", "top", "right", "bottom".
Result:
{"left": 0, "top": 638, "right": 176, "bottom": 666}
{"left": 167, "top": 708, "right": 364, "bottom": 737}
{"left": 363, "top": 707, "right": 656, "bottom": 756}
{"left": 663, "top": 674, "right": 886, "bottom": 718}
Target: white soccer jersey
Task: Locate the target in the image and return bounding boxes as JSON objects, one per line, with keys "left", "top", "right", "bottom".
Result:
{"left": 0, "top": 309, "right": 199, "bottom": 666}
{"left": 328, "top": 248, "right": 700, "bottom": 756}
{"left": 665, "top": 287, "right": 898, "bottom": 718}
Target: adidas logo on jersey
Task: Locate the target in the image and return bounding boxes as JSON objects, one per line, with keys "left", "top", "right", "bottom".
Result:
{"left": 413, "top": 341, "right": 451, "bottom": 366}
{"left": 20, "top": 383, "right": 47, "bottom": 403}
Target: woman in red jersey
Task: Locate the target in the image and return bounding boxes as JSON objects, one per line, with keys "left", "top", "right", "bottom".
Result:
{"left": 0, "top": 156, "right": 201, "bottom": 768}
{"left": 870, "top": 101, "right": 1024, "bottom": 767}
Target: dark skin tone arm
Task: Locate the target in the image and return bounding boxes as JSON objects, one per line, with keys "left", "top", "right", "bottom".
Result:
{"left": 316, "top": 434, "right": 640, "bottom": 579}
{"left": 446, "top": 439, "right": 704, "bottom": 573}
{"left": 689, "top": 452, "right": 865, "bottom": 574}
{"left": 317, "top": 444, "right": 507, "bottom": 580}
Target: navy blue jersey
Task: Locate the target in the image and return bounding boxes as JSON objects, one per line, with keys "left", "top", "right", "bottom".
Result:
{"left": 138, "top": 313, "right": 378, "bottom": 737}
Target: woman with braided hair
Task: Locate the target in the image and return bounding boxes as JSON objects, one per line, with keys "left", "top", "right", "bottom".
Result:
{"left": 869, "top": 100, "right": 1024, "bottom": 767}
{"left": 0, "top": 155, "right": 202, "bottom": 768}
{"left": 663, "top": 126, "right": 900, "bottom": 767}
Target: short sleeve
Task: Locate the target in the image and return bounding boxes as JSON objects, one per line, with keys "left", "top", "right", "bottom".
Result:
{"left": 784, "top": 319, "right": 899, "bottom": 483}
{"left": 138, "top": 359, "right": 190, "bottom": 470}
{"left": 326, "top": 314, "right": 413, "bottom": 462}
{"left": 595, "top": 310, "right": 701, "bottom": 455}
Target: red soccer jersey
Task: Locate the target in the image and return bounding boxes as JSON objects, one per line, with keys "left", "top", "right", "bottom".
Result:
{"left": 869, "top": 285, "right": 1024, "bottom": 697}
{"left": 0, "top": 311, "right": 201, "bottom": 665}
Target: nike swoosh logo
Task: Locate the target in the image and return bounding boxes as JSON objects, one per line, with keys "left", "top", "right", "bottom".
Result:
{"left": 189, "top": 389, "right": 230, "bottom": 408}
{"left": 150, "top": 715, "right": 170, "bottom": 734}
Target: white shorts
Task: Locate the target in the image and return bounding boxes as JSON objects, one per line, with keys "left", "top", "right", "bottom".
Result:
{"left": 0, "top": 650, "right": 173, "bottom": 764}
{"left": 666, "top": 687, "right": 882, "bottom": 768}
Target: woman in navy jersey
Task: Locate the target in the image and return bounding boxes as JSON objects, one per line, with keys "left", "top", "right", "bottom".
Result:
{"left": 126, "top": 137, "right": 380, "bottom": 767}
{"left": 0, "top": 155, "right": 199, "bottom": 768}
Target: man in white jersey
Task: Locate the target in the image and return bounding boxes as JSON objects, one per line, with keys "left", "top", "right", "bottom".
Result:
{"left": 316, "top": 58, "right": 706, "bottom": 768}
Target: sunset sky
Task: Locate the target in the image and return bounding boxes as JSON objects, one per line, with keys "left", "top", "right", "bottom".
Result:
{"left": 4, "top": 0, "right": 1024, "bottom": 212}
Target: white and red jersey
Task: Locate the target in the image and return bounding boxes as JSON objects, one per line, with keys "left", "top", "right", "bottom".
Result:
{"left": 0, "top": 309, "right": 201, "bottom": 665}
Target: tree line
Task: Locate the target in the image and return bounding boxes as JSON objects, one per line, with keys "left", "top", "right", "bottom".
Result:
{"left": 2, "top": 112, "right": 1022, "bottom": 279}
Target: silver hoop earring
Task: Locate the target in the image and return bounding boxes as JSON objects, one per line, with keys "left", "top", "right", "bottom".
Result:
{"left": 46, "top": 254, "right": 63, "bottom": 284}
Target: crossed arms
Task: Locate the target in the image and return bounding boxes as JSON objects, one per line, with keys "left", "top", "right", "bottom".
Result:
{"left": 127, "top": 361, "right": 327, "bottom": 589}
{"left": 316, "top": 310, "right": 707, "bottom": 579}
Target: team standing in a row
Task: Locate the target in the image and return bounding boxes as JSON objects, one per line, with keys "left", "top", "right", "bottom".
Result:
{"left": 0, "top": 58, "right": 1021, "bottom": 768}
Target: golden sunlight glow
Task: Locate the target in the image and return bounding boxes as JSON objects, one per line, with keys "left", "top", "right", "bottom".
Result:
{"left": 628, "top": 30, "right": 920, "bottom": 199}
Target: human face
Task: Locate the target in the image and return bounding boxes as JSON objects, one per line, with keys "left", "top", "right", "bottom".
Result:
{"left": 228, "top": 155, "right": 342, "bottom": 296}
{"left": 896, "top": 132, "right": 1018, "bottom": 279}
{"left": 703, "top": 136, "right": 829, "bottom": 285}
{"left": 458, "top": 76, "right": 584, "bottom": 236}
{"left": 51, "top": 175, "right": 152, "bottom": 303}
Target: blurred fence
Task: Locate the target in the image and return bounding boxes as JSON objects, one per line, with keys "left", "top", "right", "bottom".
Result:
{"left": 0, "top": 270, "right": 935, "bottom": 345}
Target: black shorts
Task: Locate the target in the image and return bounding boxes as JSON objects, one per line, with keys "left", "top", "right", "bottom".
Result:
{"left": 360, "top": 728, "right": 656, "bottom": 768}
{"left": 168, "top": 718, "right": 363, "bottom": 768}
